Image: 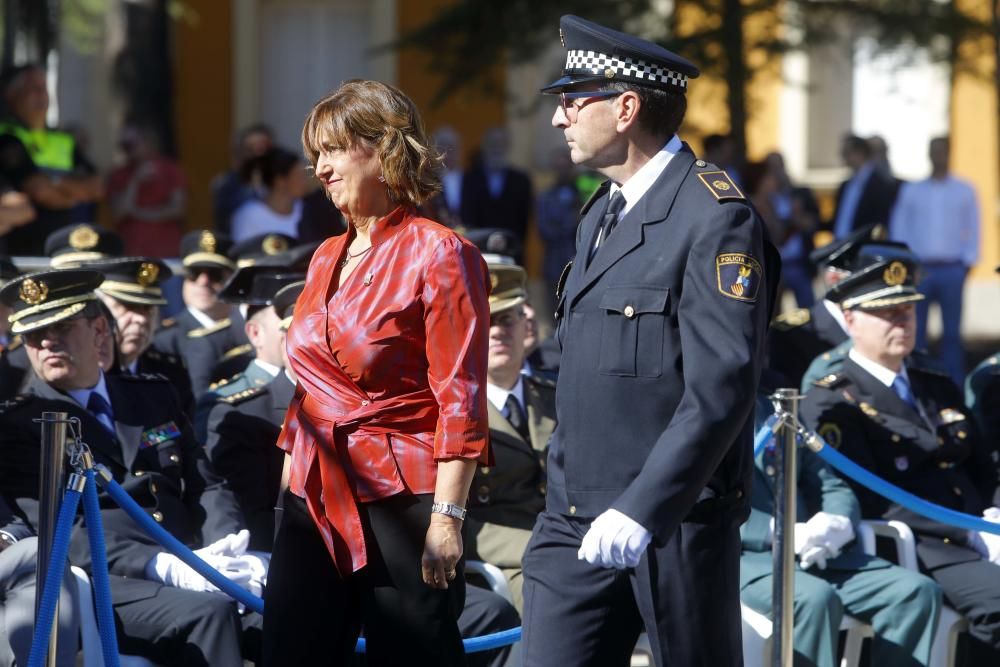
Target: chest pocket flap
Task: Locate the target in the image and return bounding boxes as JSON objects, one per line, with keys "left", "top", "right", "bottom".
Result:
{"left": 598, "top": 285, "right": 669, "bottom": 377}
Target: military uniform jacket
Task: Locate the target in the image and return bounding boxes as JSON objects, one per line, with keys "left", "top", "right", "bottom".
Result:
{"left": 800, "top": 357, "right": 1000, "bottom": 569}
{"left": 0, "top": 374, "right": 244, "bottom": 585}
{"left": 466, "top": 374, "right": 555, "bottom": 568}
{"left": 205, "top": 371, "right": 293, "bottom": 551}
{"left": 966, "top": 352, "right": 1000, "bottom": 450}
{"left": 547, "top": 146, "right": 778, "bottom": 543}
{"left": 193, "top": 360, "right": 274, "bottom": 443}
{"left": 767, "top": 300, "right": 848, "bottom": 388}
{"left": 152, "top": 308, "right": 249, "bottom": 396}
{"left": 133, "top": 348, "right": 194, "bottom": 418}
{"left": 0, "top": 338, "right": 29, "bottom": 401}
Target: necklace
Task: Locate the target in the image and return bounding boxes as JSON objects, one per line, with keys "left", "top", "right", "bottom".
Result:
{"left": 340, "top": 245, "right": 373, "bottom": 268}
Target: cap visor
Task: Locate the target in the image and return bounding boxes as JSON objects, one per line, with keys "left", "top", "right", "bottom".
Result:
{"left": 853, "top": 292, "right": 926, "bottom": 311}
{"left": 489, "top": 295, "right": 526, "bottom": 315}
{"left": 540, "top": 74, "right": 608, "bottom": 94}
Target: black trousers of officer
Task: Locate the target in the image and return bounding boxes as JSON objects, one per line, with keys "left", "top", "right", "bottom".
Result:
{"left": 263, "top": 490, "right": 466, "bottom": 666}
{"left": 521, "top": 508, "right": 743, "bottom": 667}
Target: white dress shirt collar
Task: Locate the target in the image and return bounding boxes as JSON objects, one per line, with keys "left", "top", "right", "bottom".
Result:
{"left": 253, "top": 359, "right": 281, "bottom": 378}
{"left": 609, "top": 134, "right": 683, "bottom": 219}
{"left": 486, "top": 375, "right": 525, "bottom": 413}
{"left": 848, "top": 347, "right": 910, "bottom": 389}
{"left": 187, "top": 306, "right": 217, "bottom": 329}
{"left": 67, "top": 371, "right": 112, "bottom": 412}
{"left": 822, "top": 299, "right": 849, "bottom": 335}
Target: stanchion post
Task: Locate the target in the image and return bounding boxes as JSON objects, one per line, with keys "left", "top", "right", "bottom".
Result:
{"left": 770, "top": 389, "right": 800, "bottom": 667}
{"left": 37, "top": 411, "right": 68, "bottom": 667}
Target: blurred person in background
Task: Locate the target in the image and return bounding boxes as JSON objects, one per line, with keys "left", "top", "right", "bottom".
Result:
{"left": 0, "top": 63, "right": 102, "bottom": 256}
{"left": 0, "top": 187, "right": 33, "bottom": 239}
{"left": 831, "top": 134, "right": 898, "bottom": 240}
{"left": 461, "top": 126, "right": 533, "bottom": 243}
{"left": 890, "top": 136, "right": 979, "bottom": 384}
{"left": 761, "top": 152, "right": 820, "bottom": 308}
{"left": 536, "top": 147, "right": 580, "bottom": 306}
{"left": 106, "top": 123, "right": 187, "bottom": 258}
{"left": 211, "top": 123, "right": 274, "bottom": 234}
{"left": 702, "top": 133, "right": 742, "bottom": 187}
{"left": 230, "top": 147, "right": 308, "bottom": 242}
{"left": 427, "top": 125, "right": 464, "bottom": 227}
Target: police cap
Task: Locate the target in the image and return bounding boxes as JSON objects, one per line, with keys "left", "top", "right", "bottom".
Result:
{"left": 181, "top": 230, "right": 235, "bottom": 271}
{"left": 809, "top": 223, "right": 888, "bottom": 272}
{"left": 825, "top": 243, "right": 924, "bottom": 311}
{"left": 45, "top": 224, "right": 124, "bottom": 268}
{"left": 488, "top": 263, "right": 527, "bottom": 316}
{"left": 219, "top": 264, "right": 305, "bottom": 306}
{"left": 0, "top": 269, "right": 104, "bottom": 335}
{"left": 89, "top": 256, "right": 172, "bottom": 307}
{"left": 541, "top": 15, "right": 699, "bottom": 94}
{"left": 274, "top": 280, "right": 305, "bottom": 331}
{"left": 229, "top": 233, "right": 296, "bottom": 268}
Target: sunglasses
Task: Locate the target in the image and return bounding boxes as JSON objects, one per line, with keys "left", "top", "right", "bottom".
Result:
{"left": 185, "top": 267, "right": 228, "bottom": 283}
{"left": 558, "top": 91, "right": 622, "bottom": 121}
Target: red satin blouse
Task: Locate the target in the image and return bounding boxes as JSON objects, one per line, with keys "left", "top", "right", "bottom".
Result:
{"left": 277, "top": 206, "right": 491, "bottom": 574}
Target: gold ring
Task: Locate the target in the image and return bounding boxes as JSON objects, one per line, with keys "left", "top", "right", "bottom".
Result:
{"left": 446, "top": 569, "right": 457, "bottom": 581}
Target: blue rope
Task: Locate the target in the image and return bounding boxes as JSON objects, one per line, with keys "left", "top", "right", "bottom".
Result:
{"left": 806, "top": 432, "right": 1000, "bottom": 536}
{"left": 27, "top": 487, "right": 82, "bottom": 667}
{"left": 82, "top": 469, "right": 121, "bottom": 667}
{"left": 354, "top": 626, "right": 522, "bottom": 653}
{"left": 94, "top": 467, "right": 265, "bottom": 614}
{"left": 752, "top": 414, "right": 778, "bottom": 457}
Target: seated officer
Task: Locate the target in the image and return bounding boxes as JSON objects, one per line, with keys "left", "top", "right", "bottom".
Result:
{"left": 768, "top": 224, "right": 887, "bottom": 387}
{"left": 44, "top": 223, "right": 123, "bottom": 268}
{"left": 800, "top": 247, "right": 1000, "bottom": 661}
{"left": 966, "top": 265, "right": 1000, "bottom": 447}
{"left": 466, "top": 263, "right": 554, "bottom": 612}
{"left": 89, "top": 256, "right": 194, "bottom": 415}
{"left": 0, "top": 269, "right": 261, "bottom": 666}
{"left": 742, "top": 398, "right": 940, "bottom": 667}
{"left": 152, "top": 230, "right": 249, "bottom": 396}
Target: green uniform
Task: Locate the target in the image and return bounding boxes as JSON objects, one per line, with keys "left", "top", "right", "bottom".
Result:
{"left": 966, "top": 353, "right": 1000, "bottom": 448}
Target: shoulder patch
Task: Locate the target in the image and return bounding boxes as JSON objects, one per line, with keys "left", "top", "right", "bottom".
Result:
{"left": 580, "top": 180, "right": 611, "bottom": 216}
{"left": 716, "top": 253, "right": 762, "bottom": 302}
{"left": 219, "top": 343, "right": 253, "bottom": 361}
{"left": 187, "top": 318, "right": 232, "bottom": 339}
{"left": 697, "top": 170, "right": 745, "bottom": 202}
{"left": 813, "top": 373, "right": 847, "bottom": 389}
{"left": 159, "top": 317, "right": 177, "bottom": 330}
{"left": 817, "top": 422, "right": 842, "bottom": 448}
{"left": 221, "top": 386, "right": 265, "bottom": 405}
{"left": 772, "top": 308, "right": 810, "bottom": 330}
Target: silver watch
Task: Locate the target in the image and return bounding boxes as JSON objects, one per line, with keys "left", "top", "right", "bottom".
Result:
{"left": 431, "top": 501, "right": 467, "bottom": 521}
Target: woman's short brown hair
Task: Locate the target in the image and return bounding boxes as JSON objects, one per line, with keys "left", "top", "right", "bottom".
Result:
{"left": 302, "top": 79, "right": 442, "bottom": 206}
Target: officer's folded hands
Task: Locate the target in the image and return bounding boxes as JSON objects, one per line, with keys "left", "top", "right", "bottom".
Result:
{"left": 144, "top": 529, "right": 270, "bottom": 596}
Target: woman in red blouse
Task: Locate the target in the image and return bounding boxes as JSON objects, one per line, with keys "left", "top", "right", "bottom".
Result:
{"left": 261, "top": 80, "right": 491, "bottom": 666}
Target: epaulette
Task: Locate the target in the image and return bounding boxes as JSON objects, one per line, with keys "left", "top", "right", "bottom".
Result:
{"left": 580, "top": 180, "right": 611, "bottom": 216}
{"left": 159, "top": 317, "right": 177, "bottom": 330}
{"left": 812, "top": 373, "right": 848, "bottom": 389}
{"left": 221, "top": 386, "right": 265, "bottom": 405}
{"left": 6, "top": 335, "right": 22, "bottom": 351}
{"left": 209, "top": 373, "right": 239, "bottom": 390}
{"left": 187, "top": 318, "right": 232, "bottom": 339}
{"left": 0, "top": 394, "right": 31, "bottom": 413}
{"left": 120, "top": 372, "right": 169, "bottom": 382}
{"left": 219, "top": 343, "right": 253, "bottom": 361}
{"left": 144, "top": 349, "right": 182, "bottom": 366}
{"left": 771, "top": 308, "right": 810, "bottom": 331}
{"left": 694, "top": 161, "right": 745, "bottom": 202}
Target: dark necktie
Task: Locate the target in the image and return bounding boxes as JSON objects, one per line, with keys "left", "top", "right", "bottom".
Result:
{"left": 588, "top": 191, "right": 626, "bottom": 265}
{"left": 504, "top": 393, "right": 530, "bottom": 441}
{"left": 87, "top": 391, "right": 116, "bottom": 435}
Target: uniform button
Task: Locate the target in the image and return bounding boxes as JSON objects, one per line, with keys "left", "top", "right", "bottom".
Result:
{"left": 569, "top": 505, "right": 577, "bottom": 515}
{"left": 478, "top": 484, "right": 490, "bottom": 495}
{"left": 953, "top": 487, "right": 963, "bottom": 496}
{"left": 695, "top": 159, "right": 707, "bottom": 167}
{"left": 539, "top": 483, "right": 547, "bottom": 495}
{"left": 152, "top": 511, "right": 163, "bottom": 523}
{"left": 765, "top": 465, "right": 776, "bottom": 476}
{"left": 361, "top": 400, "right": 370, "bottom": 406}
{"left": 937, "top": 437, "right": 945, "bottom": 445}
{"left": 134, "top": 470, "right": 145, "bottom": 477}
{"left": 623, "top": 305, "right": 636, "bottom": 319}
{"left": 150, "top": 483, "right": 158, "bottom": 493}
{"left": 891, "top": 434, "right": 901, "bottom": 443}
{"left": 957, "top": 431, "right": 967, "bottom": 440}
{"left": 480, "top": 467, "right": 490, "bottom": 475}
{"left": 735, "top": 489, "right": 743, "bottom": 498}
{"left": 943, "top": 537, "right": 951, "bottom": 544}
{"left": 939, "top": 462, "right": 949, "bottom": 469}
{"left": 169, "top": 454, "right": 180, "bottom": 463}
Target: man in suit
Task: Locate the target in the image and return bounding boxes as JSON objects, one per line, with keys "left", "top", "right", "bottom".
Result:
{"left": 152, "top": 229, "right": 249, "bottom": 396}
{"left": 460, "top": 126, "right": 533, "bottom": 246}
{"left": 520, "top": 15, "right": 778, "bottom": 666}
{"left": 800, "top": 248, "right": 1000, "bottom": 662}
{"left": 0, "top": 268, "right": 263, "bottom": 666}
{"left": 466, "top": 263, "right": 555, "bottom": 612}
{"left": 831, "top": 135, "right": 899, "bottom": 240}
{"left": 742, "top": 398, "right": 940, "bottom": 667}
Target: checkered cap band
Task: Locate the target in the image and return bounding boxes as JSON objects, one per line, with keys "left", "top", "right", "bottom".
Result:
{"left": 565, "top": 50, "right": 688, "bottom": 89}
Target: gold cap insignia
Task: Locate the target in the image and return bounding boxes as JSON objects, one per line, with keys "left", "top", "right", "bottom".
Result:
{"left": 713, "top": 179, "right": 731, "bottom": 191}
{"left": 198, "top": 231, "right": 217, "bottom": 253}
{"left": 604, "top": 68, "right": 616, "bottom": 79}
{"left": 19, "top": 278, "right": 48, "bottom": 306}
{"left": 872, "top": 224, "right": 888, "bottom": 241}
{"left": 883, "top": 261, "right": 907, "bottom": 287}
{"left": 68, "top": 225, "right": 99, "bottom": 250}
{"left": 137, "top": 262, "right": 159, "bottom": 287}
{"left": 262, "top": 235, "right": 288, "bottom": 255}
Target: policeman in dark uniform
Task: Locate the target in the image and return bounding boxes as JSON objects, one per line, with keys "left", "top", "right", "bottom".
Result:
{"left": 89, "top": 256, "right": 194, "bottom": 416}
{"left": 229, "top": 232, "right": 296, "bottom": 269}
{"left": 0, "top": 269, "right": 260, "bottom": 666}
{"left": 466, "top": 263, "right": 555, "bottom": 612}
{"left": 800, "top": 248, "right": 1000, "bottom": 662}
{"left": 152, "top": 230, "right": 249, "bottom": 395}
{"left": 520, "top": 16, "right": 778, "bottom": 666}
{"left": 44, "top": 223, "right": 124, "bottom": 268}
{"left": 768, "top": 223, "right": 886, "bottom": 387}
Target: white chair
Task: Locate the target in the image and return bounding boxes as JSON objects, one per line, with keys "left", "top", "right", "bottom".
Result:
{"left": 738, "top": 602, "right": 873, "bottom": 667}
{"left": 859, "top": 520, "right": 968, "bottom": 667}
{"left": 464, "top": 560, "right": 521, "bottom": 666}
{"left": 71, "top": 566, "right": 158, "bottom": 667}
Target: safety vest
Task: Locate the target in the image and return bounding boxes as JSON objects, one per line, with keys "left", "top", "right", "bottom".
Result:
{"left": 0, "top": 122, "right": 75, "bottom": 173}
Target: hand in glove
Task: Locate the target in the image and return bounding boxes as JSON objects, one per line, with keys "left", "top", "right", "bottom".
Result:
{"left": 145, "top": 552, "right": 252, "bottom": 593}
{"left": 578, "top": 509, "right": 652, "bottom": 569}
{"left": 795, "top": 512, "right": 854, "bottom": 570}
{"left": 974, "top": 507, "right": 1000, "bottom": 563}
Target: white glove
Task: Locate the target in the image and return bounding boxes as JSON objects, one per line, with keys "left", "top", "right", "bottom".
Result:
{"left": 578, "top": 509, "right": 652, "bottom": 569}
{"left": 795, "top": 512, "right": 854, "bottom": 570}
{"left": 242, "top": 551, "right": 271, "bottom": 598}
{"left": 200, "top": 529, "right": 250, "bottom": 558}
{"left": 975, "top": 507, "right": 1000, "bottom": 563}
{"left": 145, "top": 552, "right": 252, "bottom": 593}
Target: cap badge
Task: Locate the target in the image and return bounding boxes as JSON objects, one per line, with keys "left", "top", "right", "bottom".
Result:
{"left": 872, "top": 224, "right": 888, "bottom": 241}
{"left": 604, "top": 67, "right": 616, "bottom": 79}
{"left": 19, "top": 278, "right": 48, "bottom": 306}
{"left": 883, "top": 261, "right": 907, "bottom": 287}
{"left": 137, "top": 262, "right": 159, "bottom": 287}
{"left": 262, "top": 235, "right": 288, "bottom": 255}
{"left": 69, "top": 225, "right": 99, "bottom": 250}
{"left": 199, "top": 231, "right": 217, "bottom": 253}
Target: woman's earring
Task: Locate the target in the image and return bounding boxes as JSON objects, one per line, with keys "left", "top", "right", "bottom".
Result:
{"left": 377, "top": 175, "right": 386, "bottom": 183}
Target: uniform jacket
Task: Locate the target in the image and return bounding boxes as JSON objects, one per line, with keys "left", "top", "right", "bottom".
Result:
{"left": 205, "top": 371, "right": 293, "bottom": 550}
{"left": 966, "top": 352, "right": 1000, "bottom": 450}
{"left": 152, "top": 308, "right": 249, "bottom": 396}
{"left": 800, "top": 356, "right": 1000, "bottom": 570}
{"left": 547, "top": 145, "right": 779, "bottom": 544}
{"left": 0, "top": 338, "right": 28, "bottom": 401}
{"left": 466, "top": 374, "right": 555, "bottom": 569}
{"left": 767, "top": 301, "right": 848, "bottom": 388}
{"left": 121, "top": 348, "right": 195, "bottom": 419}
{"left": 193, "top": 360, "right": 274, "bottom": 443}
{"left": 0, "top": 373, "right": 243, "bottom": 594}
{"left": 278, "top": 207, "right": 491, "bottom": 575}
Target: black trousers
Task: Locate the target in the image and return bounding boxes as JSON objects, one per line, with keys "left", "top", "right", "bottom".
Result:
{"left": 262, "top": 489, "right": 467, "bottom": 666}
{"left": 521, "top": 509, "right": 743, "bottom": 667}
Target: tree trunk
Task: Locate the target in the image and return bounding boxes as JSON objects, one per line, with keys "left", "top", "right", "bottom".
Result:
{"left": 722, "top": 0, "right": 749, "bottom": 167}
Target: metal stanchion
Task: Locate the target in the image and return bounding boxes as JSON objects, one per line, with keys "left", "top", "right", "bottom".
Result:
{"left": 770, "top": 389, "right": 800, "bottom": 667}
{"left": 36, "top": 412, "right": 68, "bottom": 667}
